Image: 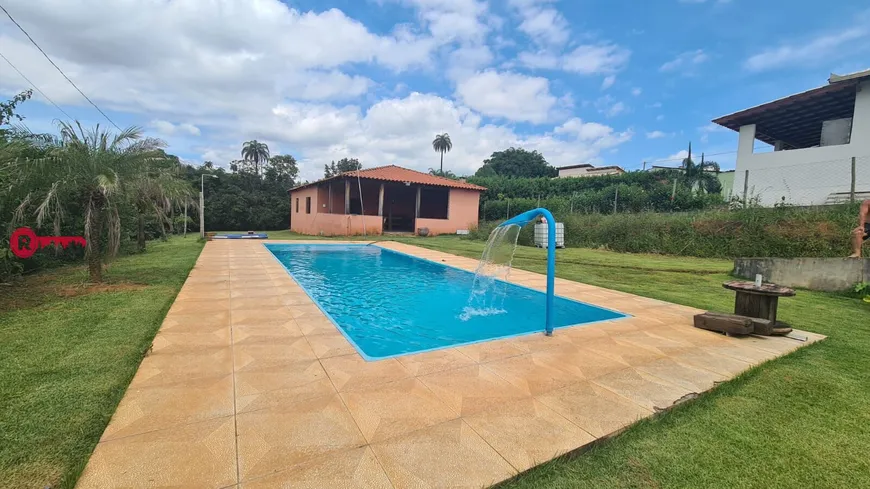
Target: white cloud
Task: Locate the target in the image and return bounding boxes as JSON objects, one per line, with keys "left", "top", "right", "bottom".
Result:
{"left": 744, "top": 27, "right": 869, "bottom": 72}
{"left": 595, "top": 95, "right": 628, "bottom": 118}
{"left": 631, "top": 87, "right": 642, "bottom": 96}
{"left": 455, "top": 70, "right": 558, "bottom": 123}
{"left": 606, "top": 102, "right": 627, "bottom": 117}
{"left": 446, "top": 44, "right": 495, "bottom": 80}
{"left": 277, "top": 71, "right": 373, "bottom": 101}
{"left": 0, "top": 0, "right": 439, "bottom": 111}
{"left": 0, "top": 0, "right": 635, "bottom": 183}
{"left": 666, "top": 150, "right": 689, "bottom": 161}
{"left": 515, "top": 50, "right": 561, "bottom": 69}
{"left": 562, "top": 44, "right": 631, "bottom": 74}
{"left": 699, "top": 122, "right": 727, "bottom": 143}
{"left": 250, "top": 93, "right": 632, "bottom": 181}
{"left": 601, "top": 75, "right": 616, "bottom": 90}
{"left": 656, "top": 114, "right": 665, "bottom": 121}
{"left": 150, "top": 120, "right": 201, "bottom": 136}
{"left": 555, "top": 117, "right": 631, "bottom": 145}
{"left": 399, "top": 0, "right": 491, "bottom": 43}
{"left": 660, "top": 49, "right": 709, "bottom": 72}
{"left": 517, "top": 43, "right": 630, "bottom": 75}
{"left": 646, "top": 130, "right": 670, "bottom": 139}
{"left": 509, "top": 0, "right": 570, "bottom": 46}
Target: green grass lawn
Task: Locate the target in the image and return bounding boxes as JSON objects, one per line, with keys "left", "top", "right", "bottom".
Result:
{"left": 261, "top": 232, "right": 870, "bottom": 488}
{"left": 3, "top": 232, "right": 869, "bottom": 488}
{"left": 0, "top": 238, "right": 203, "bottom": 489}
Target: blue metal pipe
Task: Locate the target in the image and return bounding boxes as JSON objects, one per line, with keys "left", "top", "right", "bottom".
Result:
{"left": 498, "top": 207, "right": 556, "bottom": 336}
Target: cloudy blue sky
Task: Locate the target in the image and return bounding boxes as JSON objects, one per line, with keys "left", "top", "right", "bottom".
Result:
{"left": 1, "top": 0, "right": 868, "bottom": 181}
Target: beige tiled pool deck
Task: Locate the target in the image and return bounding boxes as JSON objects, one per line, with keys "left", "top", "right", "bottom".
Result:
{"left": 77, "top": 240, "right": 824, "bottom": 488}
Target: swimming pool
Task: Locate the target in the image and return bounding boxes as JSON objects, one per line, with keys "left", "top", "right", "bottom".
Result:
{"left": 266, "top": 244, "right": 628, "bottom": 360}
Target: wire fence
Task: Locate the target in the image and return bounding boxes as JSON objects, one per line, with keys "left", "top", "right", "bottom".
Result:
{"left": 736, "top": 155, "right": 869, "bottom": 208}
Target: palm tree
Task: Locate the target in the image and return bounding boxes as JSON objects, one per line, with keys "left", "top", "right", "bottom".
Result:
{"left": 432, "top": 133, "right": 452, "bottom": 173}
{"left": 241, "top": 140, "right": 270, "bottom": 175}
{"left": 129, "top": 163, "right": 195, "bottom": 252}
{"left": 6, "top": 121, "right": 171, "bottom": 282}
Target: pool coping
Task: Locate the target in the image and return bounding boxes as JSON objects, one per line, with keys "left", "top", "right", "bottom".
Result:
{"left": 75, "top": 238, "right": 828, "bottom": 489}
{"left": 263, "top": 242, "right": 631, "bottom": 361}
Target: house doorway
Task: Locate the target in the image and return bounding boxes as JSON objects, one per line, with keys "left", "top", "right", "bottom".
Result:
{"left": 383, "top": 184, "right": 417, "bottom": 232}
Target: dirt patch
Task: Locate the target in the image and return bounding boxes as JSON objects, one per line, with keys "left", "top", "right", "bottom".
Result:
{"left": 763, "top": 221, "right": 840, "bottom": 241}
{"left": 56, "top": 283, "right": 146, "bottom": 298}
{"left": 0, "top": 278, "right": 147, "bottom": 312}
{"left": 692, "top": 219, "right": 742, "bottom": 236}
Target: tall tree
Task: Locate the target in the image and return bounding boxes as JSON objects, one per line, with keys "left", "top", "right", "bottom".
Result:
{"left": 681, "top": 144, "right": 722, "bottom": 194}
{"left": 475, "top": 147, "right": 557, "bottom": 178}
{"left": 241, "top": 140, "right": 270, "bottom": 175}
{"left": 324, "top": 157, "right": 362, "bottom": 178}
{"left": 432, "top": 133, "right": 452, "bottom": 173}
{"left": 6, "top": 122, "right": 172, "bottom": 282}
{"left": 0, "top": 90, "right": 32, "bottom": 129}
{"left": 265, "top": 154, "right": 299, "bottom": 187}
{"left": 428, "top": 168, "right": 459, "bottom": 180}
{"left": 129, "top": 155, "right": 195, "bottom": 251}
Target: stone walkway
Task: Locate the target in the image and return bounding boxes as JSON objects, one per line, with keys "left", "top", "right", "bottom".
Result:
{"left": 76, "top": 240, "right": 824, "bottom": 488}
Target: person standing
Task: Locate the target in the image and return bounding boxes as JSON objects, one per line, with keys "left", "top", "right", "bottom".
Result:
{"left": 850, "top": 199, "right": 870, "bottom": 258}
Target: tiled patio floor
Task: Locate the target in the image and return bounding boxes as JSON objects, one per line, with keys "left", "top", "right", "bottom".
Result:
{"left": 76, "top": 240, "right": 824, "bottom": 488}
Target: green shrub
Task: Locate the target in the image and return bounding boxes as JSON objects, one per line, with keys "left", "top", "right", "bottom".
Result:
{"left": 471, "top": 204, "right": 859, "bottom": 258}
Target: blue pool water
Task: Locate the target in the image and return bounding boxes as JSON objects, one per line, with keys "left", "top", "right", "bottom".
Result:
{"left": 266, "top": 244, "right": 627, "bottom": 360}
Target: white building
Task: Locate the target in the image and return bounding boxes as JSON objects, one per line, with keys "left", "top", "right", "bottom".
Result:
{"left": 557, "top": 164, "right": 625, "bottom": 178}
{"left": 713, "top": 70, "right": 870, "bottom": 206}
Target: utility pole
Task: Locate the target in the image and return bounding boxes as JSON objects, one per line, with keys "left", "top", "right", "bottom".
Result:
{"left": 743, "top": 170, "right": 749, "bottom": 208}
{"left": 613, "top": 187, "right": 619, "bottom": 213}
{"left": 851, "top": 156, "right": 857, "bottom": 203}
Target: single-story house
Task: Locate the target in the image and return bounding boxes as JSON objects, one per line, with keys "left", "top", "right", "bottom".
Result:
{"left": 712, "top": 69, "right": 870, "bottom": 206}
{"left": 557, "top": 164, "right": 625, "bottom": 178}
{"left": 288, "top": 165, "right": 486, "bottom": 236}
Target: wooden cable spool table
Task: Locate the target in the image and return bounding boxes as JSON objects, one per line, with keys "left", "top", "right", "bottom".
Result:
{"left": 722, "top": 280, "right": 795, "bottom": 335}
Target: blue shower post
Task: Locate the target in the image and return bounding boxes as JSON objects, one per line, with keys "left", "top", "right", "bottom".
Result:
{"left": 498, "top": 208, "right": 556, "bottom": 336}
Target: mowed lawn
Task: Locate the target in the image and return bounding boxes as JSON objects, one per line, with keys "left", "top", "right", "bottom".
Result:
{"left": 0, "top": 238, "right": 203, "bottom": 489}
{"left": 266, "top": 231, "right": 870, "bottom": 488}
{"left": 3, "top": 232, "right": 870, "bottom": 488}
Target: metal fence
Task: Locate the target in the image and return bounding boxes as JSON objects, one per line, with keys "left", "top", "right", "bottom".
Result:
{"left": 736, "top": 156, "right": 869, "bottom": 208}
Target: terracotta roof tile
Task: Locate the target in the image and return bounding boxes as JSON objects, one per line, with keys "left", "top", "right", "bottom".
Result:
{"left": 290, "top": 165, "right": 486, "bottom": 192}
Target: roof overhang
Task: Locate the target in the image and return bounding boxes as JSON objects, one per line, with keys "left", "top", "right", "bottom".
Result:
{"left": 712, "top": 72, "right": 868, "bottom": 148}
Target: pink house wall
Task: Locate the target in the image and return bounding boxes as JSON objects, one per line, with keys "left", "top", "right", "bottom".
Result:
{"left": 290, "top": 186, "right": 383, "bottom": 236}
{"left": 416, "top": 188, "right": 480, "bottom": 236}
{"left": 291, "top": 184, "right": 481, "bottom": 236}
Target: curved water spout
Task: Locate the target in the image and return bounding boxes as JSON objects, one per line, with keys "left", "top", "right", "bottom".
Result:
{"left": 497, "top": 208, "right": 556, "bottom": 335}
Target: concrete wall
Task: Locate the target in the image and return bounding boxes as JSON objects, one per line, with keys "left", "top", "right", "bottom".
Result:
{"left": 558, "top": 167, "right": 623, "bottom": 178}
{"left": 733, "top": 81, "right": 870, "bottom": 206}
{"left": 717, "top": 171, "right": 735, "bottom": 200}
{"left": 416, "top": 188, "right": 480, "bottom": 236}
{"left": 733, "top": 257, "right": 870, "bottom": 292}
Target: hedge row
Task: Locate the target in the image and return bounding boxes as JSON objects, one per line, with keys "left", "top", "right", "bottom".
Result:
{"left": 468, "top": 171, "right": 675, "bottom": 201}
{"left": 468, "top": 204, "right": 860, "bottom": 259}
{"left": 479, "top": 188, "right": 721, "bottom": 221}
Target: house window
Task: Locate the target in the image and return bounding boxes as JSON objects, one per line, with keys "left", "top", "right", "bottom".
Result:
{"left": 419, "top": 187, "right": 449, "bottom": 219}
{"left": 305, "top": 197, "right": 311, "bottom": 214}
{"left": 295, "top": 198, "right": 299, "bottom": 213}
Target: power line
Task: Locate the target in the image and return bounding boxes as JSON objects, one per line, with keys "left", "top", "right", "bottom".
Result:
{"left": 0, "top": 49, "right": 75, "bottom": 121}
{"left": 0, "top": 2, "right": 121, "bottom": 130}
